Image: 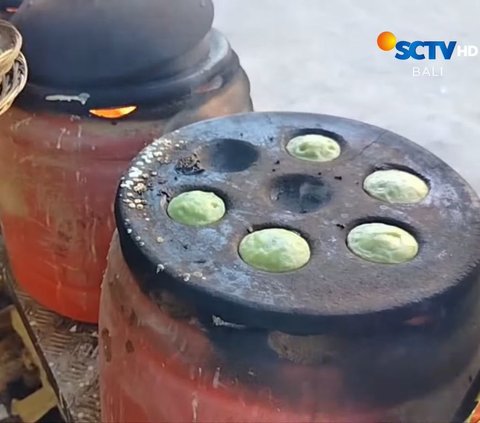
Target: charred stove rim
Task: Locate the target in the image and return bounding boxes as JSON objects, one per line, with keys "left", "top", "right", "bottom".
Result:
{"left": 198, "top": 279, "right": 480, "bottom": 407}
{"left": 15, "top": 30, "right": 240, "bottom": 115}
{"left": 115, "top": 210, "right": 480, "bottom": 336}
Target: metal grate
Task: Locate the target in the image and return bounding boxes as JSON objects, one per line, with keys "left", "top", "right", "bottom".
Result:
{"left": 0, "top": 240, "right": 100, "bottom": 423}
{"left": 11, "top": 290, "right": 100, "bottom": 423}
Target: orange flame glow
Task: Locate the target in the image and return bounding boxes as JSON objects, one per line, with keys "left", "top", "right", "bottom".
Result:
{"left": 468, "top": 406, "right": 480, "bottom": 423}
{"left": 89, "top": 106, "right": 137, "bottom": 119}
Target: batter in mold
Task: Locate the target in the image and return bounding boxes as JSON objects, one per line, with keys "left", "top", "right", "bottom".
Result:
{"left": 239, "top": 228, "right": 311, "bottom": 273}
{"left": 167, "top": 190, "right": 226, "bottom": 227}
{"left": 347, "top": 223, "right": 419, "bottom": 264}
{"left": 286, "top": 134, "right": 341, "bottom": 162}
{"left": 364, "top": 169, "right": 429, "bottom": 204}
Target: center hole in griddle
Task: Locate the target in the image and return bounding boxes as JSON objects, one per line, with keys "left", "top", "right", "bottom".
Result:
{"left": 198, "top": 139, "right": 259, "bottom": 172}
{"left": 270, "top": 174, "right": 331, "bottom": 213}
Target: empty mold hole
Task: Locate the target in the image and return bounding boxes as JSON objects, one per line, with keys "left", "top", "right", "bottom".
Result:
{"left": 347, "top": 222, "right": 419, "bottom": 264}
{"left": 238, "top": 227, "right": 311, "bottom": 273}
{"left": 270, "top": 174, "right": 331, "bottom": 213}
{"left": 167, "top": 190, "right": 226, "bottom": 227}
{"left": 198, "top": 139, "right": 259, "bottom": 172}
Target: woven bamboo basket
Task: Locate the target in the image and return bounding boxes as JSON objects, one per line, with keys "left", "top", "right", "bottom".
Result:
{"left": 0, "top": 19, "right": 27, "bottom": 116}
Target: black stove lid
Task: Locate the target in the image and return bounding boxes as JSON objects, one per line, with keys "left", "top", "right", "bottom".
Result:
{"left": 13, "top": 0, "right": 214, "bottom": 87}
{"left": 10, "top": 0, "right": 243, "bottom": 111}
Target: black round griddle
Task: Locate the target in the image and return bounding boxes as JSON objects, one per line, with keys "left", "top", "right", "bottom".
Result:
{"left": 115, "top": 112, "right": 480, "bottom": 335}
{"left": 114, "top": 112, "right": 480, "bottom": 407}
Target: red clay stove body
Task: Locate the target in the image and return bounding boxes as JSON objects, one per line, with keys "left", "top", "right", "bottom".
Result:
{"left": 0, "top": 0, "right": 252, "bottom": 322}
{"left": 100, "top": 113, "right": 480, "bottom": 422}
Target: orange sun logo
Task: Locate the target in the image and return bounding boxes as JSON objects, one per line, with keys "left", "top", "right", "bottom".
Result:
{"left": 377, "top": 31, "right": 397, "bottom": 51}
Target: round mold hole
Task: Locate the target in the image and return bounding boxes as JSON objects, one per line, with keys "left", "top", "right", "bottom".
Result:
{"left": 167, "top": 190, "right": 226, "bottom": 227}
{"left": 198, "top": 139, "right": 259, "bottom": 172}
{"left": 269, "top": 174, "right": 331, "bottom": 213}
{"left": 238, "top": 228, "right": 311, "bottom": 273}
{"left": 286, "top": 133, "right": 341, "bottom": 163}
{"left": 347, "top": 222, "right": 419, "bottom": 265}
{"left": 363, "top": 168, "right": 429, "bottom": 204}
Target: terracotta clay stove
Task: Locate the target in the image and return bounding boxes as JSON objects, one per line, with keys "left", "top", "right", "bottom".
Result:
{"left": 0, "top": 0, "right": 252, "bottom": 323}
{"left": 100, "top": 113, "right": 480, "bottom": 422}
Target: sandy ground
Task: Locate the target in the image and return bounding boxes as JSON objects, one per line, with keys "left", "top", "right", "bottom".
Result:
{"left": 213, "top": 0, "right": 480, "bottom": 192}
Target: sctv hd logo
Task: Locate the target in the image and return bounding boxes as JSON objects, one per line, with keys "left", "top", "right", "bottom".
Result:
{"left": 377, "top": 31, "right": 478, "bottom": 77}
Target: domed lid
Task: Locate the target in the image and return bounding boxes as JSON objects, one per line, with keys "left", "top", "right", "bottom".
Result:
{"left": 12, "top": 0, "right": 239, "bottom": 112}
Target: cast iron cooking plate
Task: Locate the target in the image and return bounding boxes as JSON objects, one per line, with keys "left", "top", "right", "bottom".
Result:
{"left": 115, "top": 112, "right": 480, "bottom": 334}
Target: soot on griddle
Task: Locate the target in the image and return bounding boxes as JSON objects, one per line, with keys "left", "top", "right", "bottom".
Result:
{"left": 115, "top": 112, "right": 480, "bottom": 336}
{"left": 112, "top": 112, "right": 480, "bottom": 409}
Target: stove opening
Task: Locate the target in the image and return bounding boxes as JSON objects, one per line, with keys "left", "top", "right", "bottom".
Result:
{"left": 89, "top": 106, "right": 137, "bottom": 119}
